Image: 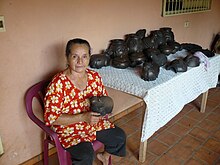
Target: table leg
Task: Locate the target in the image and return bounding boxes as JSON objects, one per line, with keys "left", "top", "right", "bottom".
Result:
{"left": 138, "top": 102, "right": 148, "bottom": 162}
{"left": 139, "top": 140, "right": 148, "bottom": 162}
{"left": 200, "top": 90, "right": 209, "bottom": 113}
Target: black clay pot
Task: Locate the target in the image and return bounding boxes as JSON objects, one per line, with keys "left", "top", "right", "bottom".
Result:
{"left": 142, "top": 37, "right": 156, "bottom": 49}
{"left": 111, "top": 56, "right": 130, "bottom": 69}
{"left": 90, "top": 96, "right": 113, "bottom": 116}
{"left": 152, "top": 53, "right": 167, "bottom": 67}
{"left": 143, "top": 48, "right": 167, "bottom": 66}
{"left": 184, "top": 54, "right": 200, "bottom": 67}
{"left": 141, "top": 62, "right": 160, "bottom": 81}
{"left": 106, "top": 39, "right": 128, "bottom": 59}
{"left": 135, "top": 29, "right": 147, "bottom": 39}
{"left": 158, "top": 44, "right": 174, "bottom": 55}
{"left": 143, "top": 48, "right": 161, "bottom": 58}
{"left": 129, "top": 52, "right": 146, "bottom": 67}
{"left": 126, "top": 34, "right": 144, "bottom": 54}
{"left": 89, "top": 54, "right": 110, "bottom": 69}
{"left": 166, "top": 59, "right": 187, "bottom": 73}
{"left": 168, "top": 41, "right": 181, "bottom": 54}
{"left": 150, "top": 30, "right": 166, "bottom": 46}
{"left": 160, "top": 27, "right": 175, "bottom": 43}
{"left": 180, "top": 43, "right": 203, "bottom": 52}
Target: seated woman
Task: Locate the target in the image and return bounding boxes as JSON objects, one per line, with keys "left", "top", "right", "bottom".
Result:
{"left": 44, "top": 38, "right": 126, "bottom": 165}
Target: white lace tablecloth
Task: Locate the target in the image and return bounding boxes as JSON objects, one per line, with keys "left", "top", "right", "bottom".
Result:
{"left": 91, "top": 50, "right": 220, "bottom": 142}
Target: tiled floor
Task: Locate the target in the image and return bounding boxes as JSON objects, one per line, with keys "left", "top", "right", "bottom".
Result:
{"left": 36, "top": 87, "right": 220, "bottom": 165}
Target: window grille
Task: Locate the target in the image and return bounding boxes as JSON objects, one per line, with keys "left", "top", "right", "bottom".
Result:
{"left": 162, "top": 0, "right": 212, "bottom": 17}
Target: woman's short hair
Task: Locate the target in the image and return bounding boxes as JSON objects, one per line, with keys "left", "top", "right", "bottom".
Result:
{"left": 65, "top": 38, "right": 91, "bottom": 57}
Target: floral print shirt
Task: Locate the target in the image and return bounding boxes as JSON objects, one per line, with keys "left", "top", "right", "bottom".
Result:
{"left": 44, "top": 69, "right": 115, "bottom": 148}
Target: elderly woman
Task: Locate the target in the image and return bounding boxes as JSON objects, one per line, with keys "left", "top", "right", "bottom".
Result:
{"left": 44, "top": 38, "right": 126, "bottom": 165}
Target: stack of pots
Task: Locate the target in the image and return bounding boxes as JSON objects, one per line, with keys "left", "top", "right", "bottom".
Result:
{"left": 106, "top": 39, "right": 130, "bottom": 69}
{"left": 126, "top": 32, "right": 146, "bottom": 67}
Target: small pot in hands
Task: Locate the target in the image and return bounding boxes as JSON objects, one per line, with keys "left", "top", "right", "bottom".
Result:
{"left": 90, "top": 96, "right": 114, "bottom": 116}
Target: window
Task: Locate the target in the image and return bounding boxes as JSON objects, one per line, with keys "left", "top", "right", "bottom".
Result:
{"left": 162, "top": 0, "right": 212, "bottom": 17}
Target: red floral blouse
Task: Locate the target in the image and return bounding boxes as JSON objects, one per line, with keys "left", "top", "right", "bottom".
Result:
{"left": 44, "top": 69, "right": 115, "bottom": 149}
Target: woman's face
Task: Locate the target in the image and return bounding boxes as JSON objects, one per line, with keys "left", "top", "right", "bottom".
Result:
{"left": 67, "top": 43, "right": 90, "bottom": 74}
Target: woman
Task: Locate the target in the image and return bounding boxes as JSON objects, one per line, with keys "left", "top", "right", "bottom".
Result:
{"left": 44, "top": 38, "right": 126, "bottom": 165}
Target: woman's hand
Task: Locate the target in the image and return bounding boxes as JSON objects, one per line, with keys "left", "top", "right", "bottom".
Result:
{"left": 89, "top": 112, "right": 101, "bottom": 125}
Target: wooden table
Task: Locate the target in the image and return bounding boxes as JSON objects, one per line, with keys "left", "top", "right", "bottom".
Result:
{"left": 106, "top": 87, "right": 145, "bottom": 122}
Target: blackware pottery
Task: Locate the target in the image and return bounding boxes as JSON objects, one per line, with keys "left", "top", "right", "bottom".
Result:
{"left": 106, "top": 39, "right": 128, "bottom": 58}
{"left": 89, "top": 54, "right": 110, "bottom": 69}
{"left": 166, "top": 59, "right": 187, "bottom": 73}
{"left": 129, "top": 52, "right": 146, "bottom": 67}
{"left": 150, "top": 30, "right": 166, "bottom": 46}
{"left": 111, "top": 56, "right": 130, "bottom": 69}
{"left": 126, "top": 34, "right": 144, "bottom": 54}
{"left": 141, "top": 62, "right": 160, "bottom": 81}
{"left": 184, "top": 54, "right": 200, "bottom": 67}
{"left": 135, "top": 29, "right": 147, "bottom": 39}
{"left": 168, "top": 41, "right": 181, "bottom": 54}
{"left": 90, "top": 96, "right": 113, "bottom": 116}
{"left": 158, "top": 44, "right": 174, "bottom": 55}
{"left": 143, "top": 48, "right": 167, "bottom": 66}
{"left": 160, "top": 27, "right": 175, "bottom": 43}
{"left": 142, "top": 36, "right": 156, "bottom": 49}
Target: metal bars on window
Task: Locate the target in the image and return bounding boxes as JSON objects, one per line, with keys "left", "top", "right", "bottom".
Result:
{"left": 162, "top": 0, "right": 212, "bottom": 16}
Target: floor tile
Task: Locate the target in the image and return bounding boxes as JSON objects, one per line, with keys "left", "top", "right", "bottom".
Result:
{"left": 184, "top": 158, "right": 204, "bottom": 165}
{"left": 177, "top": 116, "right": 198, "bottom": 129}
{"left": 148, "top": 139, "right": 169, "bottom": 156}
{"left": 127, "top": 116, "right": 143, "bottom": 128}
{"left": 143, "top": 151, "right": 158, "bottom": 165}
{"left": 203, "top": 138, "right": 220, "bottom": 154}
{"left": 157, "top": 131, "right": 181, "bottom": 146}
{"left": 213, "top": 106, "right": 220, "bottom": 114}
{"left": 205, "top": 112, "right": 220, "bottom": 124}
{"left": 127, "top": 132, "right": 141, "bottom": 153}
{"left": 194, "top": 147, "right": 220, "bottom": 165}
{"left": 197, "top": 119, "right": 220, "bottom": 133}
{"left": 208, "top": 91, "right": 220, "bottom": 102}
{"left": 186, "top": 109, "right": 208, "bottom": 121}
{"left": 120, "top": 123, "right": 139, "bottom": 137}
{"left": 212, "top": 130, "right": 220, "bottom": 140}
{"left": 167, "top": 123, "right": 190, "bottom": 136}
{"left": 189, "top": 127, "right": 210, "bottom": 141}
{"left": 153, "top": 153, "right": 181, "bottom": 165}
{"left": 203, "top": 100, "right": 220, "bottom": 112}
{"left": 167, "top": 135, "right": 202, "bottom": 161}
